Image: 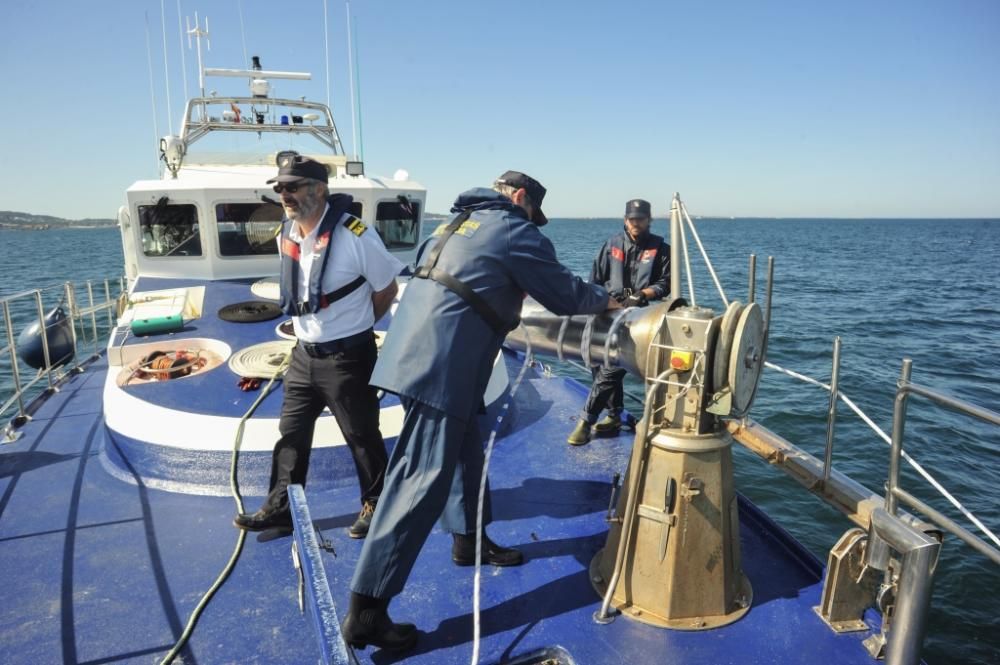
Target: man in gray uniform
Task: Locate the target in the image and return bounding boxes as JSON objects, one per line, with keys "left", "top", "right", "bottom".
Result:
{"left": 340, "top": 171, "right": 619, "bottom": 651}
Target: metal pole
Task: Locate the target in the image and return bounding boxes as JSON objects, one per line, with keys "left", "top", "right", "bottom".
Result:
{"left": 33, "top": 291, "right": 54, "bottom": 389}
{"left": 887, "top": 359, "right": 913, "bottom": 516}
{"left": 822, "top": 336, "right": 842, "bottom": 487}
{"left": 87, "top": 280, "right": 98, "bottom": 354}
{"left": 64, "top": 283, "right": 81, "bottom": 372}
{"left": 669, "top": 193, "right": 682, "bottom": 299}
{"left": 104, "top": 279, "right": 113, "bottom": 330}
{"left": 748, "top": 254, "right": 756, "bottom": 304}
{"left": 2, "top": 301, "right": 26, "bottom": 419}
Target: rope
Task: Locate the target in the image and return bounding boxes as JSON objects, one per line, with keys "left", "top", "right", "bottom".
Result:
{"left": 470, "top": 328, "right": 534, "bottom": 665}
{"left": 159, "top": 351, "right": 291, "bottom": 665}
{"left": 680, "top": 202, "right": 729, "bottom": 307}
{"left": 763, "top": 360, "right": 1000, "bottom": 548}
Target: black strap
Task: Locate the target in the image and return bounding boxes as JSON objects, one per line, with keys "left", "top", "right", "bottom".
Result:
{"left": 294, "top": 274, "right": 367, "bottom": 316}
{"left": 413, "top": 211, "right": 516, "bottom": 335}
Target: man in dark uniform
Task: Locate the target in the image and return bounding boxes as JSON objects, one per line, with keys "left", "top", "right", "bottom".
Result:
{"left": 567, "top": 198, "right": 670, "bottom": 445}
{"left": 233, "top": 154, "right": 401, "bottom": 539}
{"left": 340, "top": 171, "right": 620, "bottom": 651}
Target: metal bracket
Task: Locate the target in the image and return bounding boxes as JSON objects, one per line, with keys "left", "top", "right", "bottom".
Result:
{"left": 814, "top": 527, "right": 879, "bottom": 633}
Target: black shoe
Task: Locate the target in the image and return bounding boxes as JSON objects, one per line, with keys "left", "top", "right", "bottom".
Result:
{"left": 567, "top": 419, "right": 592, "bottom": 446}
{"left": 452, "top": 532, "right": 524, "bottom": 567}
{"left": 348, "top": 500, "right": 377, "bottom": 539}
{"left": 341, "top": 593, "right": 417, "bottom": 652}
{"left": 233, "top": 508, "right": 292, "bottom": 532}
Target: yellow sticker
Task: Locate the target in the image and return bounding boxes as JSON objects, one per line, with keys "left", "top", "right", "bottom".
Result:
{"left": 434, "top": 220, "right": 481, "bottom": 237}
{"left": 345, "top": 217, "right": 367, "bottom": 236}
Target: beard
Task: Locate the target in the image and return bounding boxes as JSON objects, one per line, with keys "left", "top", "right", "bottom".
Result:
{"left": 284, "top": 187, "right": 324, "bottom": 221}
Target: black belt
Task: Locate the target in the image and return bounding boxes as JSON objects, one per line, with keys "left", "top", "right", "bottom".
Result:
{"left": 297, "top": 328, "right": 374, "bottom": 358}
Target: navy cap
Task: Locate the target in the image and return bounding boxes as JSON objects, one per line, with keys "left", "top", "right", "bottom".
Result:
{"left": 624, "top": 198, "right": 652, "bottom": 220}
{"left": 266, "top": 151, "right": 329, "bottom": 184}
{"left": 495, "top": 170, "right": 548, "bottom": 226}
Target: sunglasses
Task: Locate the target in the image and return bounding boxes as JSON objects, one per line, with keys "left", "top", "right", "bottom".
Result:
{"left": 273, "top": 180, "right": 311, "bottom": 194}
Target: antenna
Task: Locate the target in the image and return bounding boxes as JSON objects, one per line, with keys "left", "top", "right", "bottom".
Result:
{"left": 176, "top": 0, "right": 188, "bottom": 101}
{"left": 144, "top": 11, "right": 161, "bottom": 174}
{"left": 237, "top": 0, "right": 248, "bottom": 67}
{"left": 160, "top": 0, "right": 173, "bottom": 134}
{"left": 186, "top": 13, "right": 211, "bottom": 119}
{"left": 346, "top": 0, "right": 359, "bottom": 160}
{"left": 323, "top": 0, "right": 331, "bottom": 110}
{"left": 352, "top": 14, "right": 364, "bottom": 162}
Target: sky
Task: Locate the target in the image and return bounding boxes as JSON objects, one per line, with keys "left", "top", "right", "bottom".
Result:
{"left": 1, "top": 0, "right": 998, "bottom": 220}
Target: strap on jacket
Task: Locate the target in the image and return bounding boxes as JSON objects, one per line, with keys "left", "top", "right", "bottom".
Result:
{"left": 413, "top": 211, "right": 516, "bottom": 335}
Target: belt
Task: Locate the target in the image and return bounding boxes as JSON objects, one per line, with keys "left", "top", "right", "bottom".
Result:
{"left": 297, "top": 328, "right": 373, "bottom": 358}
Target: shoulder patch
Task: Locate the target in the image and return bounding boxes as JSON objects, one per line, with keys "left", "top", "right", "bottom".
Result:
{"left": 344, "top": 216, "right": 367, "bottom": 237}
{"left": 433, "top": 219, "right": 481, "bottom": 238}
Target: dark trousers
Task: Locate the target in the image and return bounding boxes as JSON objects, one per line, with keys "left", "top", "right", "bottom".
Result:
{"left": 262, "top": 338, "right": 388, "bottom": 513}
{"left": 351, "top": 398, "right": 492, "bottom": 599}
{"left": 581, "top": 365, "right": 627, "bottom": 424}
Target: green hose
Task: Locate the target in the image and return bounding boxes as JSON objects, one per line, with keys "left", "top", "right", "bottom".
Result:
{"left": 159, "top": 351, "right": 291, "bottom": 665}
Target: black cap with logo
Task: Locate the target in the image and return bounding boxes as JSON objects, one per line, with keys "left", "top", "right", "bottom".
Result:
{"left": 267, "top": 151, "right": 330, "bottom": 184}
{"left": 495, "top": 170, "right": 548, "bottom": 226}
{"left": 625, "top": 199, "right": 652, "bottom": 220}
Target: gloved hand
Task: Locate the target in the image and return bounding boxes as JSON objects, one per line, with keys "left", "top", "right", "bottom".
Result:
{"left": 610, "top": 290, "right": 627, "bottom": 304}
{"left": 626, "top": 292, "right": 648, "bottom": 307}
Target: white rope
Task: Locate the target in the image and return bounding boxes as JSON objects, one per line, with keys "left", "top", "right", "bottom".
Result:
{"left": 471, "top": 328, "right": 533, "bottom": 664}
{"left": 680, "top": 202, "right": 729, "bottom": 307}
{"left": 764, "top": 360, "right": 1000, "bottom": 548}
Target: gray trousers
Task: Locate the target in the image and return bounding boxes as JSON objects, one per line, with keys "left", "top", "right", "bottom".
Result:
{"left": 350, "top": 397, "right": 492, "bottom": 599}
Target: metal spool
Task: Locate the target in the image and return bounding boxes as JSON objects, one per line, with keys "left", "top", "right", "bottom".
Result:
{"left": 250, "top": 278, "right": 280, "bottom": 301}
{"left": 218, "top": 301, "right": 283, "bottom": 323}
{"left": 712, "top": 301, "right": 744, "bottom": 394}
{"left": 728, "top": 302, "right": 765, "bottom": 417}
{"left": 228, "top": 340, "right": 296, "bottom": 379}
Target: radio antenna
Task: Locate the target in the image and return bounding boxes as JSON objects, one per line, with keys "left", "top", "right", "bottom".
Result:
{"left": 144, "top": 12, "right": 161, "bottom": 173}
{"left": 160, "top": 0, "right": 173, "bottom": 134}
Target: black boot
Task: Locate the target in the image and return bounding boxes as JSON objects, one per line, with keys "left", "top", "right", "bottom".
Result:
{"left": 341, "top": 592, "right": 417, "bottom": 652}
{"left": 452, "top": 531, "right": 524, "bottom": 567}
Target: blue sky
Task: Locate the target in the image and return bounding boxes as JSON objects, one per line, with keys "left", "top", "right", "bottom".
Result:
{"left": 1, "top": 0, "right": 997, "bottom": 219}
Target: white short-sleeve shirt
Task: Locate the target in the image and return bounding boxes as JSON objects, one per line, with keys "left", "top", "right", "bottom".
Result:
{"left": 287, "top": 205, "right": 404, "bottom": 343}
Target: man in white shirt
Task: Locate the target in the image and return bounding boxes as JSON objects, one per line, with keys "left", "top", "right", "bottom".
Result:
{"left": 234, "top": 154, "right": 402, "bottom": 538}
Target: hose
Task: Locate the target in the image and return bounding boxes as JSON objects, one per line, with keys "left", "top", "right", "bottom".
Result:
{"left": 470, "top": 328, "right": 534, "bottom": 665}
{"left": 159, "top": 350, "right": 291, "bottom": 665}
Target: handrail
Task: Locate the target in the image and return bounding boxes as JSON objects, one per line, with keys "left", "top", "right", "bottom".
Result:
{"left": 763, "top": 357, "right": 1000, "bottom": 550}
{"left": 1, "top": 276, "right": 126, "bottom": 435}
{"left": 888, "top": 359, "right": 1000, "bottom": 566}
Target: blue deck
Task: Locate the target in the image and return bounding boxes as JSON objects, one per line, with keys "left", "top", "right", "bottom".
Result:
{"left": 0, "top": 351, "right": 886, "bottom": 664}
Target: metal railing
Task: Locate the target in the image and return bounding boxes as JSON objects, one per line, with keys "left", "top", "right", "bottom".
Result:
{"left": 1, "top": 276, "right": 126, "bottom": 439}
{"left": 887, "top": 359, "right": 1000, "bottom": 566}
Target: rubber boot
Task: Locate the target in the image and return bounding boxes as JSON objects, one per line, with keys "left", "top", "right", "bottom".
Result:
{"left": 567, "top": 419, "right": 592, "bottom": 446}
{"left": 593, "top": 411, "right": 621, "bottom": 435}
{"left": 341, "top": 592, "right": 418, "bottom": 652}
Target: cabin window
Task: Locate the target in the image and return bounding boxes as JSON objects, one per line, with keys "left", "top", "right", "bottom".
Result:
{"left": 374, "top": 200, "right": 420, "bottom": 249}
{"left": 215, "top": 202, "right": 283, "bottom": 256}
{"left": 138, "top": 203, "right": 203, "bottom": 257}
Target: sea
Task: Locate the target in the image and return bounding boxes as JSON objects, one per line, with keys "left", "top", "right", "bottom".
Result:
{"left": 1, "top": 217, "right": 998, "bottom": 665}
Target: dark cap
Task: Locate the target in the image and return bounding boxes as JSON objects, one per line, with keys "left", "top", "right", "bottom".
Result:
{"left": 266, "top": 152, "right": 329, "bottom": 184}
{"left": 495, "top": 170, "right": 548, "bottom": 226}
{"left": 624, "top": 198, "right": 652, "bottom": 220}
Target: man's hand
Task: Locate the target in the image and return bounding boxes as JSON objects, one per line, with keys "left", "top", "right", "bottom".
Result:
{"left": 626, "top": 292, "right": 648, "bottom": 307}
{"left": 605, "top": 295, "right": 624, "bottom": 311}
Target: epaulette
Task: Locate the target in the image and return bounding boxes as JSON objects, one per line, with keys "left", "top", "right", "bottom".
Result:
{"left": 343, "top": 216, "right": 367, "bottom": 237}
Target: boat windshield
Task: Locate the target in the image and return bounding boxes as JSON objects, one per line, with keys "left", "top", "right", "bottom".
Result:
{"left": 375, "top": 200, "right": 420, "bottom": 250}
{"left": 216, "top": 202, "right": 283, "bottom": 256}
{"left": 139, "top": 203, "right": 202, "bottom": 257}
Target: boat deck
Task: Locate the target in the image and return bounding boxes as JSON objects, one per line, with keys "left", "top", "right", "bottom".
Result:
{"left": 0, "top": 352, "right": 886, "bottom": 664}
